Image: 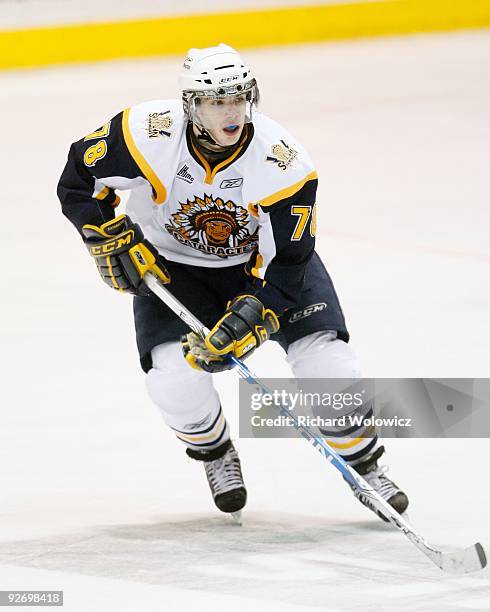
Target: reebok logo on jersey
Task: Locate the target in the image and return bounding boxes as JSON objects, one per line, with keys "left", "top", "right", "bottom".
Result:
{"left": 176, "top": 164, "right": 194, "bottom": 183}
{"left": 289, "top": 302, "right": 327, "bottom": 323}
{"left": 220, "top": 178, "right": 243, "bottom": 189}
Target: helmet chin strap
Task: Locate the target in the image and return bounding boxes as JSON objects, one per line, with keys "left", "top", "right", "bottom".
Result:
{"left": 193, "top": 123, "right": 238, "bottom": 154}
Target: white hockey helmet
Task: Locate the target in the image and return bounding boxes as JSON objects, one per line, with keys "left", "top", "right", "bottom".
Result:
{"left": 179, "top": 43, "right": 259, "bottom": 125}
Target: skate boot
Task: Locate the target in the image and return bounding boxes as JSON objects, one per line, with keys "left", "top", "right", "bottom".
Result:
{"left": 349, "top": 446, "right": 409, "bottom": 522}
{"left": 187, "top": 439, "right": 247, "bottom": 514}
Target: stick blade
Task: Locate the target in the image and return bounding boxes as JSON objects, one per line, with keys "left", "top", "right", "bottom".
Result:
{"left": 429, "top": 542, "right": 487, "bottom": 574}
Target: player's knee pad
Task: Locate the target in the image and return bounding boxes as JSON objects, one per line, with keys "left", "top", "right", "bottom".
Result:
{"left": 286, "top": 330, "right": 362, "bottom": 378}
{"left": 145, "top": 341, "right": 220, "bottom": 426}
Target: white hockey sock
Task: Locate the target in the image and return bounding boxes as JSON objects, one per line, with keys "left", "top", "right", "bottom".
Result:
{"left": 146, "top": 341, "right": 229, "bottom": 452}
{"left": 286, "top": 331, "right": 380, "bottom": 464}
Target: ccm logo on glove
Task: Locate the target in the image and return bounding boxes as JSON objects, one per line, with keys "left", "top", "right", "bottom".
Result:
{"left": 88, "top": 231, "right": 133, "bottom": 256}
{"left": 82, "top": 214, "right": 170, "bottom": 296}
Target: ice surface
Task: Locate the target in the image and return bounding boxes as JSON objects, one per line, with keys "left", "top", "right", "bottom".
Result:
{"left": 1, "top": 31, "right": 490, "bottom": 611}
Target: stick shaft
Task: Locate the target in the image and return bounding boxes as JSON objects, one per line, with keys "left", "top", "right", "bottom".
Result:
{"left": 143, "top": 271, "right": 486, "bottom": 574}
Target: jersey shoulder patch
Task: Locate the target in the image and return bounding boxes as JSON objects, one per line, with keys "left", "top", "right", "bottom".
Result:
{"left": 244, "top": 112, "right": 317, "bottom": 208}
{"left": 125, "top": 99, "right": 185, "bottom": 144}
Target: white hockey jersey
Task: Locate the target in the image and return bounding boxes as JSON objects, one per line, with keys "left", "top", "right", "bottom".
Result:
{"left": 58, "top": 99, "right": 319, "bottom": 312}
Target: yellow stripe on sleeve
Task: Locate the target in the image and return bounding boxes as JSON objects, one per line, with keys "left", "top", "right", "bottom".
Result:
{"left": 122, "top": 107, "right": 167, "bottom": 205}
{"left": 258, "top": 170, "right": 318, "bottom": 208}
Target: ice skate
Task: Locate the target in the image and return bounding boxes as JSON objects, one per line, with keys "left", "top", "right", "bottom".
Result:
{"left": 350, "top": 446, "right": 409, "bottom": 521}
{"left": 187, "top": 440, "right": 247, "bottom": 515}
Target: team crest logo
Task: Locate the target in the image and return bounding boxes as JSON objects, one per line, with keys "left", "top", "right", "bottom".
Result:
{"left": 266, "top": 140, "right": 298, "bottom": 170}
{"left": 165, "top": 195, "right": 257, "bottom": 258}
{"left": 145, "top": 111, "right": 174, "bottom": 139}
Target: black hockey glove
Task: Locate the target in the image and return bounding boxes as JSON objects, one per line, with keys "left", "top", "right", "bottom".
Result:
{"left": 82, "top": 214, "right": 170, "bottom": 296}
{"left": 182, "top": 295, "right": 280, "bottom": 372}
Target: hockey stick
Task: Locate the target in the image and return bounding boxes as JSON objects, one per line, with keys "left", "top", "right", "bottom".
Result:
{"left": 144, "top": 271, "right": 487, "bottom": 574}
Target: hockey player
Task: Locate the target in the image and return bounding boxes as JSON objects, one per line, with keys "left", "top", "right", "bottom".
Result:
{"left": 57, "top": 44, "right": 408, "bottom": 520}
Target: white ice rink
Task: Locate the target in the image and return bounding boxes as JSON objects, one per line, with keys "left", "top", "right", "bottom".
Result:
{"left": 1, "top": 31, "right": 490, "bottom": 611}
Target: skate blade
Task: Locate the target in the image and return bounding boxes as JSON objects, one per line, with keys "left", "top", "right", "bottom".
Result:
{"left": 230, "top": 511, "right": 243, "bottom": 525}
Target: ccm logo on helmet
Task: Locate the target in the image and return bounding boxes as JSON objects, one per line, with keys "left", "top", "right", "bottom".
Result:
{"left": 289, "top": 302, "right": 327, "bottom": 323}
{"left": 219, "top": 75, "right": 239, "bottom": 84}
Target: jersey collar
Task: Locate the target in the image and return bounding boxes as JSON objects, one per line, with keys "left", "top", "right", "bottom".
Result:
{"left": 186, "top": 123, "right": 254, "bottom": 185}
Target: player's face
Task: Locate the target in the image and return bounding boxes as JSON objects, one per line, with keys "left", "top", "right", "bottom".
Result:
{"left": 197, "top": 95, "right": 247, "bottom": 146}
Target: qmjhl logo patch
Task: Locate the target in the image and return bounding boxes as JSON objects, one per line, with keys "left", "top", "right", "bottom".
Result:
{"left": 176, "top": 164, "right": 194, "bottom": 183}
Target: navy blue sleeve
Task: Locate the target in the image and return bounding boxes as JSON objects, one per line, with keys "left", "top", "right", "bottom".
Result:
{"left": 57, "top": 112, "right": 143, "bottom": 237}
{"left": 245, "top": 178, "right": 317, "bottom": 315}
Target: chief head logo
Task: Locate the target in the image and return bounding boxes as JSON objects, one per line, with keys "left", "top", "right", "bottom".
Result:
{"left": 165, "top": 195, "right": 257, "bottom": 258}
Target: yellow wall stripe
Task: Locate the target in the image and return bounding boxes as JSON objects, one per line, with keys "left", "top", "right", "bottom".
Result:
{"left": 121, "top": 107, "right": 167, "bottom": 204}
{"left": 1, "top": 1, "right": 490, "bottom": 71}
